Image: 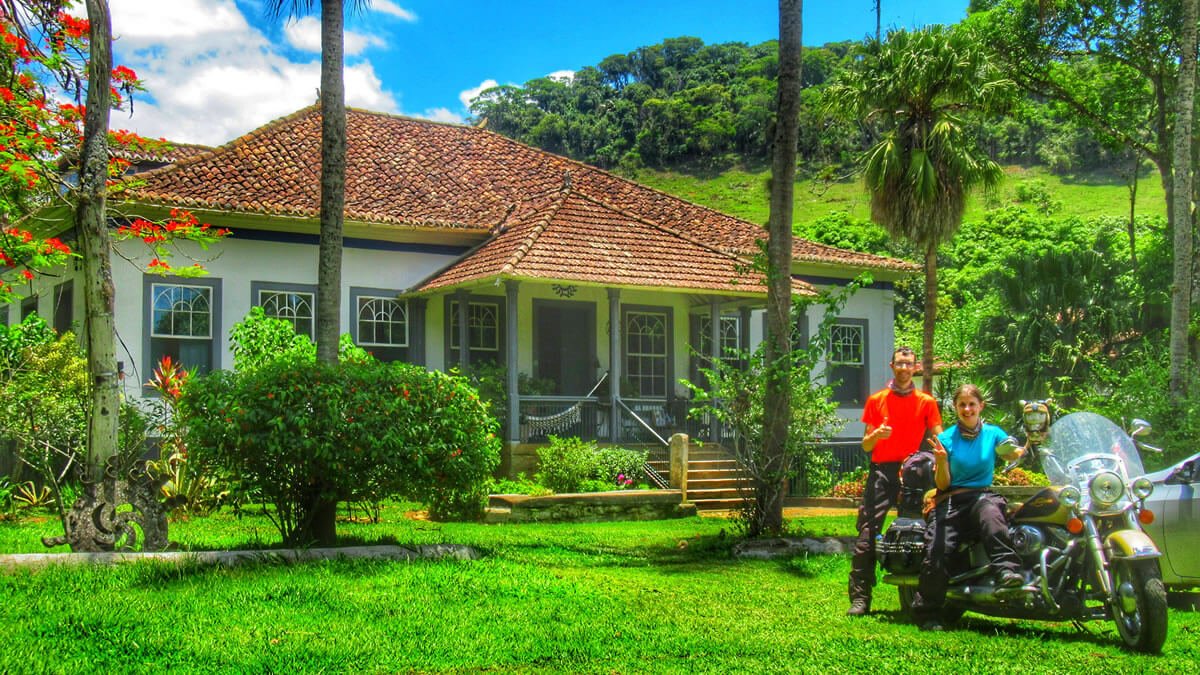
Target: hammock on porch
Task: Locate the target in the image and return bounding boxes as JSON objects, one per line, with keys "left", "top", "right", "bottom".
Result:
{"left": 522, "top": 372, "right": 608, "bottom": 436}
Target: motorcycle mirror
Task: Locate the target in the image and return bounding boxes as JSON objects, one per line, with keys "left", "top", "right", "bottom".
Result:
{"left": 1130, "top": 419, "right": 1153, "bottom": 437}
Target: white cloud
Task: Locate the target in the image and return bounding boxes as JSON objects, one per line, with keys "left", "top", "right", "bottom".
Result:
{"left": 108, "top": 0, "right": 400, "bottom": 146}
{"left": 459, "top": 79, "right": 500, "bottom": 109}
{"left": 419, "top": 108, "right": 465, "bottom": 124}
{"left": 371, "top": 0, "right": 418, "bottom": 22}
{"left": 283, "top": 16, "right": 386, "bottom": 56}
{"left": 546, "top": 70, "right": 575, "bottom": 82}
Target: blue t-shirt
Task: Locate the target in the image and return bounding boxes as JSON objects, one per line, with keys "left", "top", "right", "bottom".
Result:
{"left": 938, "top": 423, "right": 1010, "bottom": 489}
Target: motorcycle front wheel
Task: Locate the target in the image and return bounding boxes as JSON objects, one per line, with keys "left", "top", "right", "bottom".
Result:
{"left": 1111, "top": 559, "right": 1168, "bottom": 654}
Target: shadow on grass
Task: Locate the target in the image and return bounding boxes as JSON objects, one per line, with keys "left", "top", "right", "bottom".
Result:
{"left": 873, "top": 605, "right": 1140, "bottom": 649}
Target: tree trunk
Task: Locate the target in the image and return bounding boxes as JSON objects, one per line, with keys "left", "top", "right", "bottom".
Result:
{"left": 79, "top": 0, "right": 117, "bottom": 487}
{"left": 316, "top": 0, "right": 346, "bottom": 366}
{"left": 1169, "top": 0, "right": 1197, "bottom": 398}
{"left": 760, "top": 0, "right": 802, "bottom": 538}
{"left": 311, "top": 0, "right": 347, "bottom": 545}
{"left": 922, "top": 242, "right": 937, "bottom": 394}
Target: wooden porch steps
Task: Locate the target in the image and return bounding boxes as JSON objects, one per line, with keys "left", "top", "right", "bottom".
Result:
{"left": 646, "top": 445, "right": 753, "bottom": 511}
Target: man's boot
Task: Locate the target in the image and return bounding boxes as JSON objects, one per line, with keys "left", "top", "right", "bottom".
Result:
{"left": 846, "top": 596, "right": 870, "bottom": 616}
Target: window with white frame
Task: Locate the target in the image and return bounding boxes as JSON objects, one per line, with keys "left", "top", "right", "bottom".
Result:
{"left": 448, "top": 298, "right": 502, "bottom": 366}
{"left": 828, "top": 320, "right": 868, "bottom": 405}
{"left": 625, "top": 309, "right": 669, "bottom": 397}
{"left": 357, "top": 296, "right": 408, "bottom": 347}
{"left": 256, "top": 285, "right": 315, "bottom": 339}
{"left": 697, "top": 315, "right": 740, "bottom": 365}
{"left": 149, "top": 282, "right": 215, "bottom": 373}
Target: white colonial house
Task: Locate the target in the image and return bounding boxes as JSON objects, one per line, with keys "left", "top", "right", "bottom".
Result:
{"left": 5, "top": 105, "right": 915, "bottom": 481}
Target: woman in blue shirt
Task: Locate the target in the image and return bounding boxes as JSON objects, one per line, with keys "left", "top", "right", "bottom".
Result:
{"left": 911, "top": 383, "right": 1025, "bottom": 631}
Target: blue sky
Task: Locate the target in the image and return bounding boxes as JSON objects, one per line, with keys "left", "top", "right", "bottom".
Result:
{"left": 106, "top": 0, "right": 969, "bottom": 146}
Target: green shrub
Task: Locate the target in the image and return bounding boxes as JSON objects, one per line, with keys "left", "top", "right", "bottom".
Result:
{"left": 535, "top": 436, "right": 597, "bottom": 493}
{"left": 492, "top": 473, "right": 552, "bottom": 496}
{"left": 534, "top": 437, "right": 648, "bottom": 493}
{"left": 228, "top": 307, "right": 374, "bottom": 373}
{"left": 181, "top": 360, "right": 500, "bottom": 543}
{"left": 593, "top": 446, "right": 649, "bottom": 487}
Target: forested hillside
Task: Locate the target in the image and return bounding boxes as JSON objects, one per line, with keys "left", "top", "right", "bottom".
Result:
{"left": 470, "top": 36, "right": 1132, "bottom": 177}
{"left": 468, "top": 23, "right": 1198, "bottom": 465}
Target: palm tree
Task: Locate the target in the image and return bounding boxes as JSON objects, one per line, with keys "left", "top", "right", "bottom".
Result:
{"left": 827, "top": 25, "right": 1013, "bottom": 391}
{"left": 266, "top": 0, "right": 367, "bottom": 546}
{"left": 1169, "top": 0, "right": 1196, "bottom": 398}
{"left": 266, "top": 0, "right": 368, "bottom": 366}
{"left": 759, "top": 0, "right": 802, "bottom": 537}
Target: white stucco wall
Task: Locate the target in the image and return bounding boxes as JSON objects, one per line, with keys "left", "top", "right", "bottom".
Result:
{"left": 108, "top": 236, "right": 461, "bottom": 398}
{"left": 748, "top": 283, "right": 897, "bottom": 439}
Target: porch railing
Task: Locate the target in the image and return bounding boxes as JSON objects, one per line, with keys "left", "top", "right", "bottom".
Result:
{"left": 515, "top": 396, "right": 737, "bottom": 446}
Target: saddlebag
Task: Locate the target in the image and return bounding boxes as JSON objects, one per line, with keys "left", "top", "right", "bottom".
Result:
{"left": 879, "top": 516, "right": 927, "bottom": 574}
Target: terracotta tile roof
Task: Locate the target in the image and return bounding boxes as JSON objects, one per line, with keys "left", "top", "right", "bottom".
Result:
{"left": 113, "top": 141, "right": 213, "bottom": 165}
{"left": 417, "top": 186, "right": 815, "bottom": 296}
{"left": 124, "top": 105, "right": 916, "bottom": 273}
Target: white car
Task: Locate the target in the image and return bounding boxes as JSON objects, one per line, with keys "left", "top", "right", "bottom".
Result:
{"left": 1141, "top": 452, "right": 1200, "bottom": 590}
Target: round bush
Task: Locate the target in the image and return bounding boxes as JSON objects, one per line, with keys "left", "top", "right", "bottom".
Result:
{"left": 181, "top": 360, "right": 500, "bottom": 541}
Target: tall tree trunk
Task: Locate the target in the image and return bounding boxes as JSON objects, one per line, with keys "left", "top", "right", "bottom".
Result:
{"left": 316, "top": 0, "right": 346, "bottom": 366}
{"left": 922, "top": 243, "right": 937, "bottom": 394}
{"left": 310, "top": 0, "right": 347, "bottom": 546}
{"left": 1126, "top": 152, "right": 1138, "bottom": 274}
{"left": 760, "top": 0, "right": 802, "bottom": 537}
{"left": 79, "top": 0, "right": 117, "bottom": 487}
{"left": 1169, "top": 0, "right": 1197, "bottom": 398}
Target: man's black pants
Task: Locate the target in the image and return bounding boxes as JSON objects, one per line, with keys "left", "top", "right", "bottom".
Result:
{"left": 848, "top": 461, "right": 902, "bottom": 602}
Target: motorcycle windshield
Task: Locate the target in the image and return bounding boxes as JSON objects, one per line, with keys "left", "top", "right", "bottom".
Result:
{"left": 1041, "top": 412, "right": 1146, "bottom": 488}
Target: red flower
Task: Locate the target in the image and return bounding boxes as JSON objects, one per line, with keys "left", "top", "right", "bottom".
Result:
{"left": 111, "top": 65, "right": 138, "bottom": 83}
{"left": 21, "top": 269, "right": 33, "bottom": 281}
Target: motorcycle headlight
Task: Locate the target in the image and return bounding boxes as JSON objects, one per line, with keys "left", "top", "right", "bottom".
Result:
{"left": 1132, "top": 476, "right": 1154, "bottom": 500}
{"left": 1059, "top": 486, "right": 1081, "bottom": 507}
{"left": 1090, "top": 471, "right": 1125, "bottom": 506}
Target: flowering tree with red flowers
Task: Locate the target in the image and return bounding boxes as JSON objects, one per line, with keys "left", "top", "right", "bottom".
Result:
{"left": 2, "top": 1, "right": 229, "bottom": 551}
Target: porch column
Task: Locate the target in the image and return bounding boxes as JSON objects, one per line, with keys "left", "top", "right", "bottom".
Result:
{"left": 608, "top": 287, "right": 621, "bottom": 443}
{"left": 505, "top": 280, "right": 520, "bottom": 443}
{"left": 455, "top": 289, "right": 469, "bottom": 367}
{"left": 739, "top": 306, "right": 752, "bottom": 370}
{"left": 411, "top": 298, "right": 428, "bottom": 366}
{"left": 709, "top": 298, "right": 722, "bottom": 442}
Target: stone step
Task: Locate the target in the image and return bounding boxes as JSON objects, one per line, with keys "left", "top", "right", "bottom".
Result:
{"left": 685, "top": 468, "right": 748, "bottom": 481}
{"left": 686, "top": 486, "right": 748, "bottom": 501}
{"left": 689, "top": 497, "right": 748, "bottom": 511}
{"left": 687, "top": 477, "right": 753, "bottom": 490}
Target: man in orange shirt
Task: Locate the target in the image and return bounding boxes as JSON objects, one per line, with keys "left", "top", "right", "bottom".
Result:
{"left": 847, "top": 346, "right": 943, "bottom": 616}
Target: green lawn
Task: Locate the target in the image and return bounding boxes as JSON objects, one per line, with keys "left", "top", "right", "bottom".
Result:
{"left": 1, "top": 505, "right": 1196, "bottom": 673}
{"left": 627, "top": 164, "right": 1168, "bottom": 228}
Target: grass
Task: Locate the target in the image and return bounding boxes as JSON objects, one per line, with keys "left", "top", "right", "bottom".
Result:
{"left": 625, "top": 164, "right": 1169, "bottom": 228}
{"left": 1, "top": 504, "right": 1198, "bottom": 673}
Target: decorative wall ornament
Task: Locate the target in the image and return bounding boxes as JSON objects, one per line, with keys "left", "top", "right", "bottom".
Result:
{"left": 552, "top": 284, "right": 577, "bottom": 298}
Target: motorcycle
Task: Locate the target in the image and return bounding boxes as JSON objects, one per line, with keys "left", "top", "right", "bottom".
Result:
{"left": 878, "top": 403, "right": 1169, "bottom": 653}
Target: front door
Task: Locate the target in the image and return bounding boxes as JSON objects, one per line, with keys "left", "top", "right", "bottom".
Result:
{"left": 534, "top": 300, "right": 596, "bottom": 395}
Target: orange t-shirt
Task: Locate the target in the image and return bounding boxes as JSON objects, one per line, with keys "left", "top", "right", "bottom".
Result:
{"left": 861, "top": 389, "right": 943, "bottom": 463}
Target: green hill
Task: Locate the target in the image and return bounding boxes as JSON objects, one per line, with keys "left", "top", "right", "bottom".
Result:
{"left": 623, "top": 165, "right": 1168, "bottom": 234}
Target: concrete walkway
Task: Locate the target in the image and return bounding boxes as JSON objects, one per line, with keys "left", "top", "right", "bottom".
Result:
{"left": 0, "top": 544, "right": 480, "bottom": 572}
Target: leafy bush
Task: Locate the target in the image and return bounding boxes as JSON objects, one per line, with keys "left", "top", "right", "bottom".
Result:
{"left": 143, "top": 356, "right": 227, "bottom": 516}
{"left": 828, "top": 467, "right": 867, "bottom": 500}
{"left": 492, "top": 473, "right": 552, "bottom": 497}
{"left": 533, "top": 437, "right": 647, "bottom": 493}
{"left": 535, "top": 436, "right": 597, "bottom": 494}
{"left": 593, "top": 446, "right": 649, "bottom": 487}
{"left": 229, "top": 307, "right": 374, "bottom": 372}
{"left": 181, "top": 360, "right": 500, "bottom": 543}
{"left": 1083, "top": 344, "right": 1200, "bottom": 469}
